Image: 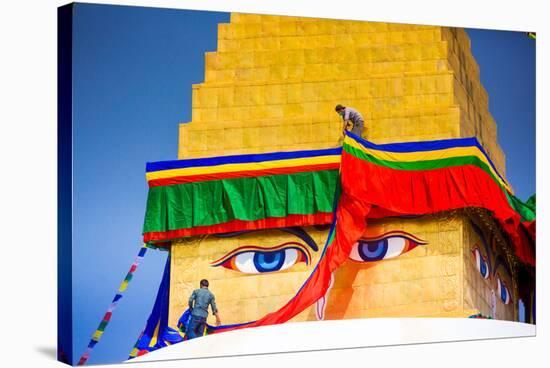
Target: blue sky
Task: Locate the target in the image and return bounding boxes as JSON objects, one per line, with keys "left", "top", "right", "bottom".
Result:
{"left": 71, "top": 4, "right": 535, "bottom": 365}
{"left": 72, "top": 4, "right": 230, "bottom": 364}
{"left": 465, "top": 28, "right": 536, "bottom": 200}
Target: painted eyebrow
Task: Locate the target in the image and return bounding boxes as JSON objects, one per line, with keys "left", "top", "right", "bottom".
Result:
{"left": 359, "top": 230, "right": 428, "bottom": 245}
{"left": 212, "top": 227, "right": 319, "bottom": 252}
{"left": 280, "top": 227, "right": 318, "bottom": 251}
{"left": 493, "top": 255, "right": 512, "bottom": 278}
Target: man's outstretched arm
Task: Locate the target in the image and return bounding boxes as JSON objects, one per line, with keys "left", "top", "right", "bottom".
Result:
{"left": 211, "top": 297, "right": 221, "bottom": 326}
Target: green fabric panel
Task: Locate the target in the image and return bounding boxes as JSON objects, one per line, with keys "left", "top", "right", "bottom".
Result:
{"left": 143, "top": 170, "right": 339, "bottom": 233}
{"left": 526, "top": 194, "right": 536, "bottom": 212}
{"left": 506, "top": 192, "right": 536, "bottom": 222}
{"left": 144, "top": 185, "right": 169, "bottom": 233}
{"left": 259, "top": 175, "right": 288, "bottom": 217}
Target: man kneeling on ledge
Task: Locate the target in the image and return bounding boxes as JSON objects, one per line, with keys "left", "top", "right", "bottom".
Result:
{"left": 335, "top": 104, "right": 365, "bottom": 137}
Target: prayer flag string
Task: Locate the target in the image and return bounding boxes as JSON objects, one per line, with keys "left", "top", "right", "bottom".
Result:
{"left": 77, "top": 245, "right": 149, "bottom": 365}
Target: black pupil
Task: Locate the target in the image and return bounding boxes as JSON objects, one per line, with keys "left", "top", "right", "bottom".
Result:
{"left": 263, "top": 252, "right": 276, "bottom": 263}
{"left": 367, "top": 243, "right": 379, "bottom": 252}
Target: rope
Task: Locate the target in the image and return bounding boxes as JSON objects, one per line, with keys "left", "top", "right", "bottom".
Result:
{"left": 77, "top": 244, "right": 149, "bottom": 365}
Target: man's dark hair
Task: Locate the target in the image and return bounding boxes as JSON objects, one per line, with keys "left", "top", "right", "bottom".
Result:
{"left": 335, "top": 104, "right": 345, "bottom": 111}
{"left": 200, "top": 279, "right": 209, "bottom": 288}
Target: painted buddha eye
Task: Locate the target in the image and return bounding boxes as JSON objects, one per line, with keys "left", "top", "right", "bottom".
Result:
{"left": 496, "top": 275, "right": 511, "bottom": 304}
{"left": 472, "top": 247, "right": 490, "bottom": 279}
{"left": 349, "top": 231, "right": 427, "bottom": 262}
{"left": 211, "top": 242, "right": 311, "bottom": 274}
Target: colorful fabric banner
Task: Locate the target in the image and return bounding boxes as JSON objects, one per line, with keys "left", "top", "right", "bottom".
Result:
{"left": 143, "top": 148, "right": 341, "bottom": 244}
{"left": 339, "top": 132, "right": 535, "bottom": 264}
{"left": 210, "top": 131, "right": 535, "bottom": 333}
{"left": 145, "top": 147, "right": 341, "bottom": 186}
{"left": 140, "top": 132, "right": 535, "bottom": 338}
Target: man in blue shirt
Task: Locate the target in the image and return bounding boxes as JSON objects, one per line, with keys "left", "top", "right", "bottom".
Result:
{"left": 186, "top": 279, "right": 221, "bottom": 339}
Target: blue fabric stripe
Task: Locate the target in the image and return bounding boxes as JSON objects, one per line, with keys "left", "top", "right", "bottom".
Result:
{"left": 138, "top": 247, "right": 147, "bottom": 257}
{"left": 344, "top": 131, "right": 507, "bottom": 184}
{"left": 208, "top": 320, "right": 256, "bottom": 331}
{"left": 112, "top": 294, "right": 123, "bottom": 303}
{"left": 471, "top": 140, "right": 507, "bottom": 184}
{"left": 136, "top": 256, "right": 177, "bottom": 351}
{"left": 146, "top": 147, "right": 342, "bottom": 173}
{"left": 345, "top": 130, "right": 480, "bottom": 152}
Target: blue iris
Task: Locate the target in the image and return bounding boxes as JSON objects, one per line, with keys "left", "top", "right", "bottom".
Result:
{"left": 480, "top": 259, "right": 488, "bottom": 278}
{"left": 358, "top": 239, "right": 388, "bottom": 261}
{"left": 500, "top": 284, "right": 508, "bottom": 303}
{"left": 253, "top": 250, "right": 286, "bottom": 272}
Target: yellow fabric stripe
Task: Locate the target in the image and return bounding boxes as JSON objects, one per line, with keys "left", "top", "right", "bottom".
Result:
{"left": 92, "top": 330, "right": 103, "bottom": 340}
{"left": 146, "top": 155, "right": 341, "bottom": 181}
{"left": 118, "top": 280, "right": 129, "bottom": 293}
{"left": 149, "top": 321, "right": 160, "bottom": 348}
{"left": 345, "top": 137, "right": 511, "bottom": 191}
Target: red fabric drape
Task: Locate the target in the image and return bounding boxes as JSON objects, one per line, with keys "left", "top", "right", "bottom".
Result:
{"left": 216, "top": 193, "right": 371, "bottom": 330}
{"left": 341, "top": 151, "right": 535, "bottom": 266}
{"left": 214, "top": 148, "right": 535, "bottom": 333}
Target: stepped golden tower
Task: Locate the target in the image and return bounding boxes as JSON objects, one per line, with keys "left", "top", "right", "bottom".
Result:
{"left": 168, "top": 13, "right": 534, "bottom": 328}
